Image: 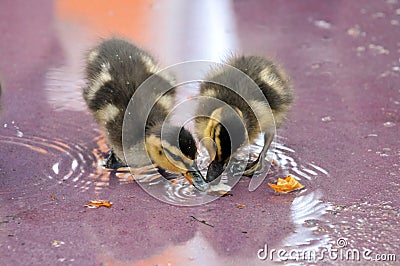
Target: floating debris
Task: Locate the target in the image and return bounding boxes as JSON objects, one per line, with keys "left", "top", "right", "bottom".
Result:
{"left": 268, "top": 175, "right": 305, "bottom": 193}
{"left": 236, "top": 203, "right": 246, "bottom": 209}
{"left": 190, "top": 216, "right": 214, "bottom": 228}
{"left": 321, "top": 116, "right": 332, "bottom": 122}
{"left": 314, "top": 20, "right": 331, "bottom": 29}
{"left": 383, "top": 121, "right": 396, "bottom": 127}
{"left": 84, "top": 200, "right": 113, "bottom": 209}
{"left": 51, "top": 240, "right": 65, "bottom": 247}
{"left": 347, "top": 26, "right": 362, "bottom": 37}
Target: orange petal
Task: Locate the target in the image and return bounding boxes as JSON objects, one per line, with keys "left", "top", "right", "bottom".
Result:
{"left": 268, "top": 175, "right": 304, "bottom": 193}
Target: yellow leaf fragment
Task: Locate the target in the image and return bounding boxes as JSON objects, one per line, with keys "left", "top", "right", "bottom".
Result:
{"left": 268, "top": 175, "right": 304, "bottom": 193}
{"left": 85, "top": 200, "right": 113, "bottom": 209}
{"left": 51, "top": 240, "right": 65, "bottom": 247}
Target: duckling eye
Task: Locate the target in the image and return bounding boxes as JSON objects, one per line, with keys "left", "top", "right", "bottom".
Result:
{"left": 158, "top": 150, "right": 162, "bottom": 156}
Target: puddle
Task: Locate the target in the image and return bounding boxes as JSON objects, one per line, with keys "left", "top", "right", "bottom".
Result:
{"left": 280, "top": 191, "right": 332, "bottom": 252}
{"left": 0, "top": 131, "right": 133, "bottom": 197}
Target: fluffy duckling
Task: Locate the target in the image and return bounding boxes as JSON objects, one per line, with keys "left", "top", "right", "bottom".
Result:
{"left": 83, "top": 38, "right": 207, "bottom": 190}
{"left": 196, "top": 55, "right": 294, "bottom": 182}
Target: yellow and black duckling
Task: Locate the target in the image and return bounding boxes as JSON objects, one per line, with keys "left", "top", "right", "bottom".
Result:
{"left": 83, "top": 38, "right": 207, "bottom": 190}
{"left": 196, "top": 55, "right": 294, "bottom": 182}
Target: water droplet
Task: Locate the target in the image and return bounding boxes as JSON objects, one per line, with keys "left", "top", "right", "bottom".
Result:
{"left": 384, "top": 121, "right": 396, "bottom": 127}
{"left": 71, "top": 159, "right": 78, "bottom": 171}
{"left": 17, "top": 130, "right": 24, "bottom": 138}
{"left": 3, "top": 123, "right": 7, "bottom": 128}
{"left": 347, "top": 26, "right": 362, "bottom": 37}
{"left": 52, "top": 162, "right": 60, "bottom": 175}
{"left": 321, "top": 116, "right": 332, "bottom": 122}
{"left": 314, "top": 20, "right": 331, "bottom": 29}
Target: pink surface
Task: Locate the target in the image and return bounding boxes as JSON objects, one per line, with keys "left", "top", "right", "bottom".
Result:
{"left": 0, "top": 0, "right": 399, "bottom": 265}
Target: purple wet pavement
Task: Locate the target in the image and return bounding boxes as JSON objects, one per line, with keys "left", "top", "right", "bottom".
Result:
{"left": 0, "top": 1, "right": 399, "bottom": 265}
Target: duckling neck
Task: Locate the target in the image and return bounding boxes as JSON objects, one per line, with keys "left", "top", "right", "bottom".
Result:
{"left": 209, "top": 106, "right": 247, "bottom": 162}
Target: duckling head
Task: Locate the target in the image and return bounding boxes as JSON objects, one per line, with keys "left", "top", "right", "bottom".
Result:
{"left": 202, "top": 106, "right": 247, "bottom": 182}
{"left": 145, "top": 124, "right": 208, "bottom": 191}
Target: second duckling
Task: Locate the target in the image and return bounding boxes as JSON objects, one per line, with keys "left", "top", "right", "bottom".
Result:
{"left": 196, "top": 55, "right": 294, "bottom": 182}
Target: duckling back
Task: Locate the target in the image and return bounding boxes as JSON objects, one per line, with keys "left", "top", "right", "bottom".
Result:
{"left": 226, "top": 56, "right": 294, "bottom": 128}
{"left": 83, "top": 38, "right": 175, "bottom": 163}
{"left": 197, "top": 55, "right": 293, "bottom": 142}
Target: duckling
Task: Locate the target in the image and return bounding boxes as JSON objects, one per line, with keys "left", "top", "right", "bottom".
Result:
{"left": 196, "top": 55, "right": 294, "bottom": 182}
{"left": 82, "top": 38, "right": 207, "bottom": 190}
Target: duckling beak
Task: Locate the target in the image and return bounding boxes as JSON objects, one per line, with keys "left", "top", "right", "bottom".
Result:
{"left": 184, "top": 167, "right": 208, "bottom": 191}
{"left": 206, "top": 160, "right": 225, "bottom": 182}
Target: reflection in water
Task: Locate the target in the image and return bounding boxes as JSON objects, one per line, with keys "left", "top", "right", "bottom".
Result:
{"left": 156, "top": 0, "right": 238, "bottom": 63}
{"left": 269, "top": 137, "right": 332, "bottom": 257}
{"left": 44, "top": 20, "right": 91, "bottom": 112}
{"left": 281, "top": 191, "right": 331, "bottom": 250}
{"left": 121, "top": 134, "right": 329, "bottom": 207}
{"left": 0, "top": 127, "right": 329, "bottom": 213}
{"left": 0, "top": 132, "right": 132, "bottom": 196}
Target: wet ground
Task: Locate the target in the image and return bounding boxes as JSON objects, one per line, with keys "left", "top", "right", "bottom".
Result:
{"left": 0, "top": 0, "right": 399, "bottom": 265}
